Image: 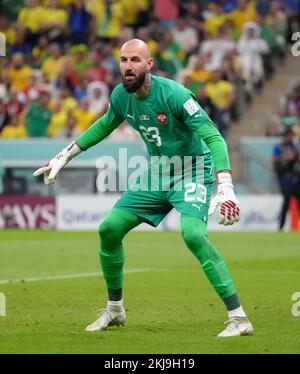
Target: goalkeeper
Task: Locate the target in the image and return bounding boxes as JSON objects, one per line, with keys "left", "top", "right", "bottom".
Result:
{"left": 34, "top": 39, "right": 253, "bottom": 337}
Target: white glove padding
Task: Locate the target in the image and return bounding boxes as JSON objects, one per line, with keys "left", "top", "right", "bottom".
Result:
{"left": 33, "top": 141, "right": 81, "bottom": 185}
{"left": 208, "top": 172, "right": 240, "bottom": 226}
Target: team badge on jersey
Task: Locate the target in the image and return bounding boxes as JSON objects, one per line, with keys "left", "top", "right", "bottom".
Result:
{"left": 156, "top": 112, "right": 168, "bottom": 125}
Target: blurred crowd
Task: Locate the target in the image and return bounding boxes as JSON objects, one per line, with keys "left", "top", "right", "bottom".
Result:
{"left": 268, "top": 82, "right": 300, "bottom": 138}
{"left": 0, "top": 0, "right": 299, "bottom": 140}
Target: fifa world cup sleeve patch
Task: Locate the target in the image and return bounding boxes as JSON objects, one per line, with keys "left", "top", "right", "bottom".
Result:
{"left": 183, "top": 98, "right": 200, "bottom": 116}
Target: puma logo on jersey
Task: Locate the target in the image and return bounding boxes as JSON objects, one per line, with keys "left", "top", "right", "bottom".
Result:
{"left": 192, "top": 203, "right": 202, "bottom": 211}
{"left": 127, "top": 114, "right": 135, "bottom": 120}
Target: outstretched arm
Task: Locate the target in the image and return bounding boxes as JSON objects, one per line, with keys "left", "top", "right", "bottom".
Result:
{"left": 33, "top": 109, "right": 124, "bottom": 185}
{"left": 76, "top": 111, "right": 124, "bottom": 151}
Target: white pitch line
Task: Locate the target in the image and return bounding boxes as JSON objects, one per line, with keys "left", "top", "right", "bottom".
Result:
{"left": 2, "top": 268, "right": 296, "bottom": 286}
{"left": 233, "top": 269, "right": 300, "bottom": 275}
{"left": 0, "top": 268, "right": 169, "bottom": 285}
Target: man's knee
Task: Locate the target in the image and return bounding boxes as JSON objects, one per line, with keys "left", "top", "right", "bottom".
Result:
{"left": 181, "top": 226, "right": 207, "bottom": 252}
{"left": 99, "top": 219, "right": 115, "bottom": 241}
{"left": 99, "top": 217, "right": 124, "bottom": 258}
{"left": 99, "top": 211, "right": 128, "bottom": 244}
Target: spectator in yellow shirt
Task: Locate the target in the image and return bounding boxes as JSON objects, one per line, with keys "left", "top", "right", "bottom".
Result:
{"left": 230, "top": 0, "right": 257, "bottom": 32}
{"left": 1, "top": 114, "right": 27, "bottom": 139}
{"left": 204, "top": 4, "right": 227, "bottom": 38}
{"left": 7, "top": 53, "right": 32, "bottom": 92}
{"left": 32, "top": 35, "right": 51, "bottom": 68}
{"left": 71, "top": 44, "right": 91, "bottom": 79}
{"left": 18, "top": 0, "right": 44, "bottom": 45}
{"left": 121, "top": 0, "right": 150, "bottom": 30}
{"left": 47, "top": 101, "right": 68, "bottom": 137}
{"left": 187, "top": 54, "right": 211, "bottom": 83}
{"left": 54, "top": 112, "right": 82, "bottom": 138}
{"left": 88, "top": 0, "right": 123, "bottom": 40}
{"left": 136, "top": 27, "right": 158, "bottom": 57}
{"left": 60, "top": 88, "right": 78, "bottom": 112}
{"left": 39, "top": 0, "right": 68, "bottom": 42}
{"left": 205, "top": 69, "right": 235, "bottom": 136}
{"left": 42, "top": 43, "right": 65, "bottom": 82}
{"left": 205, "top": 70, "right": 235, "bottom": 109}
{"left": 0, "top": 15, "right": 17, "bottom": 47}
{"left": 73, "top": 98, "right": 95, "bottom": 132}
{"left": 58, "top": 0, "right": 74, "bottom": 6}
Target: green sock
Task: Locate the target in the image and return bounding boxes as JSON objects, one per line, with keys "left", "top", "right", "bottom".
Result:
{"left": 99, "top": 208, "right": 144, "bottom": 292}
{"left": 180, "top": 214, "right": 238, "bottom": 303}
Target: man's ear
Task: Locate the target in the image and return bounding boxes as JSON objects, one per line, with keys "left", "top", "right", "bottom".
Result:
{"left": 147, "top": 57, "right": 154, "bottom": 72}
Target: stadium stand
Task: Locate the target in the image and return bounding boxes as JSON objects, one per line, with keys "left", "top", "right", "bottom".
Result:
{"left": 0, "top": 0, "right": 299, "bottom": 194}
{"left": 0, "top": 0, "right": 296, "bottom": 139}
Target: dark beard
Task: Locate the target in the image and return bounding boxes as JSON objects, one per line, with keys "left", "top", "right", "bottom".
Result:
{"left": 122, "top": 71, "right": 146, "bottom": 93}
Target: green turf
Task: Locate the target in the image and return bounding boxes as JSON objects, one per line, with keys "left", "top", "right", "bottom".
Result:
{"left": 0, "top": 230, "right": 300, "bottom": 354}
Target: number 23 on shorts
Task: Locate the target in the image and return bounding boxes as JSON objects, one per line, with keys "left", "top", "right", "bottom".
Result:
{"left": 184, "top": 182, "right": 207, "bottom": 203}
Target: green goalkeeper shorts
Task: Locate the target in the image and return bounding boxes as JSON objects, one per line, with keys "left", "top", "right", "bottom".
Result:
{"left": 114, "top": 155, "right": 215, "bottom": 227}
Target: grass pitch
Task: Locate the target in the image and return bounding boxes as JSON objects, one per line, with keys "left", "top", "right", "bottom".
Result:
{"left": 0, "top": 230, "right": 300, "bottom": 354}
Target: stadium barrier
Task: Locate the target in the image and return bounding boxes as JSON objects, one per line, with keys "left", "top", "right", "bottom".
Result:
{"left": 240, "top": 137, "right": 279, "bottom": 193}
{"left": 0, "top": 139, "right": 147, "bottom": 168}
{"left": 56, "top": 194, "right": 284, "bottom": 231}
{"left": 1, "top": 138, "right": 297, "bottom": 231}
{"left": 0, "top": 194, "right": 288, "bottom": 231}
{"left": 0, "top": 138, "right": 280, "bottom": 194}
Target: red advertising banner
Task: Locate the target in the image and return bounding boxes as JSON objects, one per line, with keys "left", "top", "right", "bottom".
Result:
{"left": 290, "top": 196, "right": 300, "bottom": 231}
{"left": 0, "top": 196, "right": 56, "bottom": 229}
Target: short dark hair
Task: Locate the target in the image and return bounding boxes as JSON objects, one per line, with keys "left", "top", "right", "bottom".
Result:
{"left": 281, "top": 128, "right": 295, "bottom": 136}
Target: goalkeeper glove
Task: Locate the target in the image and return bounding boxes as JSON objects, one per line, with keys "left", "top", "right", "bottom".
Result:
{"left": 33, "top": 141, "right": 81, "bottom": 185}
{"left": 208, "top": 171, "right": 240, "bottom": 226}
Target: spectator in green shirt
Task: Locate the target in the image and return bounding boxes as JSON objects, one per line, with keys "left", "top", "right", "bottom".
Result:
{"left": 156, "top": 31, "right": 186, "bottom": 79}
{"left": 1, "top": 0, "right": 25, "bottom": 22}
{"left": 25, "top": 91, "right": 52, "bottom": 137}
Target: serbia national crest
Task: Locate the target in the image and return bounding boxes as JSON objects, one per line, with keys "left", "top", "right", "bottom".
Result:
{"left": 156, "top": 112, "right": 168, "bottom": 125}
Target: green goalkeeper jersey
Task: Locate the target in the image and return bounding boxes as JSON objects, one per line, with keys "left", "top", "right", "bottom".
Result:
{"left": 107, "top": 75, "right": 212, "bottom": 158}
{"left": 77, "top": 75, "right": 231, "bottom": 172}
